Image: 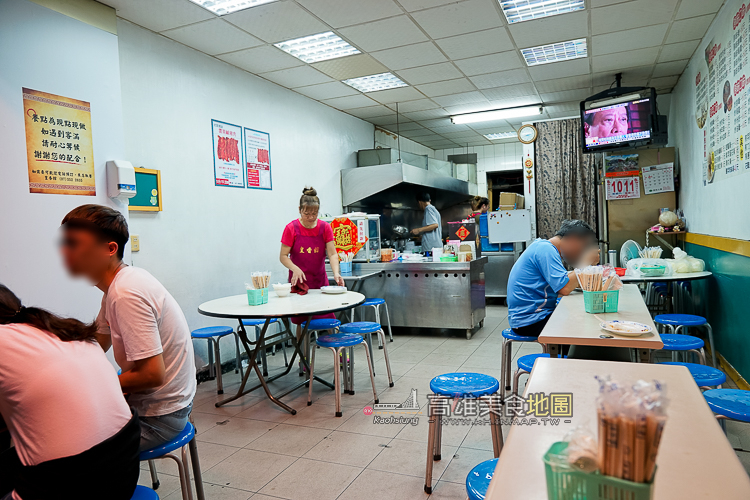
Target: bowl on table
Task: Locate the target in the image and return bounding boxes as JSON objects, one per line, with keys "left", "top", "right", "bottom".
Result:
{"left": 273, "top": 283, "right": 292, "bottom": 297}
{"left": 640, "top": 265, "right": 666, "bottom": 277}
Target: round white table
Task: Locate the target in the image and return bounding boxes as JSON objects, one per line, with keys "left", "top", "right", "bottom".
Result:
{"left": 198, "top": 290, "right": 365, "bottom": 414}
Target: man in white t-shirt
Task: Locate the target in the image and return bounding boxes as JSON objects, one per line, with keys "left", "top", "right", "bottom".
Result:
{"left": 59, "top": 204, "right": 196, "bottom": 451}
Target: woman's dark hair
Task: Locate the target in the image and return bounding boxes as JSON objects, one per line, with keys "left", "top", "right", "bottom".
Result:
{"left": 472, "top": 196, "right": 490, "bottom": 211}
{"left": 300, "top": 186, "right": 320, "bottom": 209}
{"left": 0, "top": 284, "right": 97, "bottom": 342}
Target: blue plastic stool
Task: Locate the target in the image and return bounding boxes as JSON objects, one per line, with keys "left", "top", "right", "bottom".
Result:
{"left": 339, "top": 321, "right": 394, "bottom": 382}
{"left": 140, "top": 422, "right": 204, "bottom": 500}
{"left": 653, "top": 334, "right": 706, "bottom": 364}
{"left": 466, "top": 458, "right": 498, "bottom": 500}
{"left": 308, "top": 333, "right": 377, "bottom": 418}
{"left": 191, "top": 326, "right": 242, "bottom": 394}
{"left": 501, "top": 328, "right": 544, "bottom": 398}
{"left": 357, "top": 297, "right": 394, "bottom": 345}
{"left": 131, "top": 486, "right": 159, "bottom": 500}
{"left": 655, "top": 314, "right": 716, "bottom": 368}
{"left": 425, "top": 373, "right": 503, "bottom": 494}
{"left": 239, "top": 318, "right": 286, "bottom": 377}
{"left": 512, "top": 353, "right": 566, "bottom": 398}
{"left": 301, "top": 318, "right": 341, "bottom": 331}
{"left": 661, "top": 362, "right": 726, "bottom": 388}
{"left": 704, "top": 389, "right": 750, "bottom": 423}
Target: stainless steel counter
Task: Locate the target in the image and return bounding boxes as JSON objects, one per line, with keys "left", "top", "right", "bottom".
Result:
{"left": 327, "top": 257, "right": 487, "bottom": 339}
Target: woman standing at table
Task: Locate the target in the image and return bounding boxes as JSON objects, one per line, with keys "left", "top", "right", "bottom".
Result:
{"left": 280, "top": 187, "right": 345, "bottom": 326}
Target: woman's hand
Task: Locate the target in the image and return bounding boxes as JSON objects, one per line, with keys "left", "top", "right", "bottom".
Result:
{"left": 291, "top": 268, "right": 306, "bottom": 286}
{"left": 334, "top": 274, "right": 345, "bottom": 287}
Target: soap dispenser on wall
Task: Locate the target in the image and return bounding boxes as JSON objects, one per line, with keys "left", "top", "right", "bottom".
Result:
{"left": 106, "top": 160, "right": 136, "bottom": 200}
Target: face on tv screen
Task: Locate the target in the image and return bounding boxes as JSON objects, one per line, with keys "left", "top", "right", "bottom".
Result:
{"left": 583, "top": 99, "right": 651, "bottom": 148}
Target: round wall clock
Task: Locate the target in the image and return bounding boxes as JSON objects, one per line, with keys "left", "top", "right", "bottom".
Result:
{"left": 518, "top": 124, "right": 538, "bottom": 144}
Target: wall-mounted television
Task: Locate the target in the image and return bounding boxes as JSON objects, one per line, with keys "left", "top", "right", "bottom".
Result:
{"left": 580, "top": 87, "right": 659, "bottom": 153}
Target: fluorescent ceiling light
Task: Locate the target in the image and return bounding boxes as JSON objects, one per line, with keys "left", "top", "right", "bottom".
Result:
{"left": 343, "top": 73, "right": 408, "bottom": 93}
{"left": 484, "top": 132, "right": 517, "bottom": 140}
{"left": 521, "top": 38, "right": 587, "bottom": 66}
{"left": 188, "top": 0, "right": 279, "bottom": 16}
{"left": 451, "top": 105, "right": 543, "bottom": 124}
{"left": 499, "top": 0, "right": 585, "bottom": 23}
{"left": 585, "top": 93, "right": 645, "bottom": 109}
{"left": 274, "top": 32, "right": 360, "bottom": 64}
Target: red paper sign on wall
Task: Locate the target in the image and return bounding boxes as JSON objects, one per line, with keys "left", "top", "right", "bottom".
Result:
{"left": 331, "top": 218, "right": 366, "bottom": 256}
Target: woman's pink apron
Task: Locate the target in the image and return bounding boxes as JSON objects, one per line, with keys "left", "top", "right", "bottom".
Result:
{"left": 288, "top": 219, "right": 335, "bottom": 324}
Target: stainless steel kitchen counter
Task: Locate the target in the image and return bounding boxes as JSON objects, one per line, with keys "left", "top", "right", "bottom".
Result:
{"left": 327, "top": 257, "right": 486, "bottom": 339}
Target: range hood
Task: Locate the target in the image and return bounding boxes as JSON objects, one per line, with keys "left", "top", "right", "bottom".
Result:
{"left": 342, "top": 162, "right": 477, "bottom": 210}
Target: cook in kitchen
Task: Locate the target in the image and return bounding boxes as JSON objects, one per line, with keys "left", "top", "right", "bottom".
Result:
{"left": 411, "top": 192, "right": 443, "bottom": 252}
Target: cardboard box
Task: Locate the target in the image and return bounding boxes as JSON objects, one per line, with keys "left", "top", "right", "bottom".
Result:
{"left": 515, "top": 193, "right": 525, "bottom": 208}
{"left": 498, "top": 192, "right": 525, "bottom": 209}
{"left": 498, "top": 205, "right": 515, "bottom": 211}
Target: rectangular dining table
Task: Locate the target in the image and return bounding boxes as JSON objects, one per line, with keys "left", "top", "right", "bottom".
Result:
{"left": 538, "top": 284, "right": 663, "bottom": 362}
{"left": 484, "top": 358, "right": 750, "bottom": 500}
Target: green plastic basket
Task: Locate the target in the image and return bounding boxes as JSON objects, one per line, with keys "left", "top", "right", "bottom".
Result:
{"left": 543, "top": 442, "right": 652, "bottom": 500}
{"left": 247, "top": 288, "right": 269, "bottom": 306}
{"left": 583, "top": 290, "right": 619, "bottom": 314}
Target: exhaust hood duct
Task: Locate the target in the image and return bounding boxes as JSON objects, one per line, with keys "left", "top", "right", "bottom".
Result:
{"left": 342, "top": 162, "right": 477, "bottom": 210}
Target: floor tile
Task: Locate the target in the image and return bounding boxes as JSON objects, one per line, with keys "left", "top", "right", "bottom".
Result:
{"left": 395, "top": 414, "right": 472, "bottom": 448}
{"left": 368, "top": 438, "right": 457, "bottom": 478}
{"left": 194, "top": 394, "right": 264, "bottom": 418}
{"left": 338, "top": 469, "right": 429, "bottom": 500}
{"left": 245, "top": 423, "right": 331, "bottom": 457}
{"left": 302, "top": 430, "right": 389, "bottom": 467}
{"left": 438, "top": 446, "right": 495, "bottom": 484}
{"left": 259, "top": 458, "right": 362, "bottom": 500}
{"left": 403, "top": 363, "right": 463, "bottom": 380}
{"left": 283, "top": 403, "right": 350, "bottom": 430}
{"left": 336, "top": 406, "right": 407, "bottom": 438}
{"left": 427, "top": 479, "right": 468, "bottom": 499}
{"left": 235, "top": 399, "right": 299, "bottom": 423}
{"left": 196, "top": 417, "right": 277, "bottom": 448}
{"left": 201, "top": 448, "right": 296, "bottom": 492}
{"left": 419, "top": 352, "right": 471, "bottom": 366}
{"left": 162, "top": 482, "right": 253, "bottom": 500}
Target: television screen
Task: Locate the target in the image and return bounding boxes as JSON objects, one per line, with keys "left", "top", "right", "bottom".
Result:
{"left": 582, "top": 98, "right": 652, "bottom": 150}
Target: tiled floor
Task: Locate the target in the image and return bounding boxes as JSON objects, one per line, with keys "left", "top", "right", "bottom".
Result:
{"left": 140, "top": 304, "right": 750, "bottom": 499}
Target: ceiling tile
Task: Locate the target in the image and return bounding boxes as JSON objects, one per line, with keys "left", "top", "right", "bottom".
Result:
{"left": 99, "top": 0, "right": 212, "bottom": 32}
{"left": 652, "top": 59, "right": 689, "bottom": 78}
{"left": 416, "top": 78, "right": 476, "bottom": 97}
{"left": 480, "top": 83, "right": 537, "bottom": 100}
{"left": 534, "top": 75, "right": 592, "bottom": 93}
{"left": 649, "top": 75, "right": 680, "bottom": 89}
{"left": 410, "top": 0, "right": 504, "bottom": 39}
{"left": 322, "top": 94, "right": 380, "bottom": 109}
{"left": 527, "top": 57, "right": 590, "bottom": 81}
{"left": 592, "top": 24, "right": 669, "bottom": 56}
{"left": 296, "top": 0, "right": 404, "bottom": 28}
{"left": 547, "top": 109, "right": 580, "bottom": 119}
{"left": 402, "top": 109, "right": 450, "bottom": 121}
{"left": 434, "top": 28, "right": 514, "bottom": 60}
{"left": 370, "top": 114, "right": 408, "bottom": 126}
{"left": 367, "top": 86, "right": 425, "bottom": 104}
{"left": 394, "top": 62, "right": 464, "bottom": 85}
{"left": 162, "top": 19, "right": 263, "bottom": 55}
{"left": 401, "top": 128, "right": 440, "bottom": 137}
{"left": 346, "top": 105, "right": 394, "bottom": 118}
{"left": 592, "top": 47, "right": 659, "bottom": 73}
{"left": 509, "top": 11, "right": 588, "bottom": 48}
{"left": 371, "top": 42, "right": 447, "bottom": 70}
{"left": 294, "top": 81, "right": 360, "bottom": 100}
{"left": 658, "top": 40, "right": 700, "bottom": 62}
{"left": 218, "top": 45, "right": 304, "bottom": 73}
{"left": 443, "top": 102, "right": 498, "bottom": 115}
{"left": 391, "top": 121, "right": 425, "bottom": 131}
{"left": 396, "top": 0, "right": 458, "bottom": 12}
{"left": 441, "top": 131, "right": 484, "bottom": 140}
{"left": 338, "top": 15, "right": 428, "bottom": 52}
{"left": 486, "top": 95, "right": 539, "bottom": 108}
{"left": 469, "top": 69, "right": 531, "bottom": 89}
{"left": 591, "top": 0, "right": 679, "bottom": 35}
{"left": 386, "top": 98, "right": 442, "bottom": 112}
{"left": 312, "top": 54, "right": 388, "bottom": 79}
{"left": 471, "top": 125, "right": 515, "bottom": 134}
{"left": 261, "top": 65, "right": 333, "bottom": 87}
{"left": 419, "top": 118, "right": 456, "bottom": 128}
{"left": 675, "top": 0, "right": 724, "bottom": 20}
{"left": 432, "top": 91, "right": 489, "bottom": 107}
{"left": 454, "top": 51, "right": 524, "bottom": 76}
{"left": 540, "top": 88, "right": 592, "bottom": 103}
{"left": 224, "top": 1, "right": 329, "bottom": 43}
{"left": 666, "top": 15, "right": 714, "bottom": 44}
{"left": 591, "top": 0, "right": 630, "bottom": 7}
{"left": 592, "top": 65, "right": 653, "bottom": 87}
{"left": 544, "top": 102, "right": 581, "bottom": 114}
{"left": 430, "top": 125, "right": 472, "bottom": 133}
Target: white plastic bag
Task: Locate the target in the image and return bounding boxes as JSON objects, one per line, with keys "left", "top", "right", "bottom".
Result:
{"left": 625, "top": 258, "right": 673, "bottom": 277}
{"left": 670, "top": 247, "right": 705, "bottom": 274}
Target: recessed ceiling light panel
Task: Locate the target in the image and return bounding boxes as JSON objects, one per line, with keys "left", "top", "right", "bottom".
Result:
{"left": 274, "top": 32, "right": 360, "bottom": 64}
{"left": 343, "top": 73, "right": 408, "bottom": 93}
{"left": 484, "top": 132, "right": 517, "bottom": 140}
{"left": 521, "top": 38, "right": 587, "bottom": 66}
{"left": 189, "top": 0, "right": 279, "bottom": 16}
{"left": 499, "top": 0, "right": 585, "bottom": 23}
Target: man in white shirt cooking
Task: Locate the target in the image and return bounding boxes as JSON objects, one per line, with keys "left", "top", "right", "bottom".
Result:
{"left": 411, "top": 192, "right": 442, "bottom": 252}
{"left": 59, "top": 204, "right": 196, "bottom": 451}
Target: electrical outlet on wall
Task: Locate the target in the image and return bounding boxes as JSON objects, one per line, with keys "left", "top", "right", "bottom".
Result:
{"left": 131, "top": 235, "right": 140, "bottom": 252}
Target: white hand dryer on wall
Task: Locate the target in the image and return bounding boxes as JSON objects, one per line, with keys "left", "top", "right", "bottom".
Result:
{"left": 106, "top": 160, "right": 136, "bottom": 200}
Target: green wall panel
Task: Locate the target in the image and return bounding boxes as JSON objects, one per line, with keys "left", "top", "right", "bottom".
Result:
{"left": 685, "top": 242, "right": 750, "bottom": 380}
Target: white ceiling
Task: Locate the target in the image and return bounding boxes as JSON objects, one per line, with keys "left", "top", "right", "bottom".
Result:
{"left": 99, "top": 0, "right": 726, "bottom": 149}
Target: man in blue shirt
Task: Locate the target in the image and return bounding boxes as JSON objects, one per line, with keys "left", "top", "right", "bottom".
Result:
{"left": 412, "top": 192, "right": 442, "bottom": 252}
{"left": 508, "top": 220, "right": 599, "bottom": 337}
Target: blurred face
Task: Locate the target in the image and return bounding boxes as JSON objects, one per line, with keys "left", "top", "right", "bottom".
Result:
{"left": 558, "top": 235, "right": 593, "bottom": 265}
{"left": 299, "top": 205, "right": 319, "bottom": 227}
{"left": 60, "top": 228, "right": 118, "bottom": 282}
{"left": 592, "top": 107, "right": 628, "bottom": 137}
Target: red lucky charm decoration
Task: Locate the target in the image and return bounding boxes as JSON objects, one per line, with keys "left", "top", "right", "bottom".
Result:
{"left": 524, "top": 155, "right": 534, "bottom": 193}
{"left": 330, "top": 218, "right": 366, "bottom": 258}
{"left": 455, "top": 225, "right": 471, "bottom": 241}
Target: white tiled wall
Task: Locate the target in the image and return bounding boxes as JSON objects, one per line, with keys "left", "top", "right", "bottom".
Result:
{"left": 433, "top": 141, "right": 524, "bottom": 195}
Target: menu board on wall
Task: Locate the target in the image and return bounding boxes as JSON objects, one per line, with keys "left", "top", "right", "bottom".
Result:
{"left": 694, "top": 3, "right": 750, "bottom": 186}
{"left": 212, "top": 119, "right": 244, "bottom": 188}
{"left": 22, "top": 88, "right": 95, "bottom": 195}
{"left": 244, "top": 128, "right": 271, "bottom": 190}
